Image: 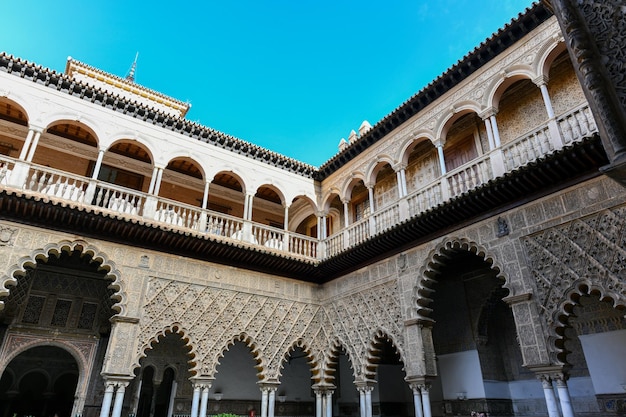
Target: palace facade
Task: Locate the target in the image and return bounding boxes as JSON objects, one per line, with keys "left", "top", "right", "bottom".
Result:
{"left": 0, "top": 3, "right": 624, "bottom": 417}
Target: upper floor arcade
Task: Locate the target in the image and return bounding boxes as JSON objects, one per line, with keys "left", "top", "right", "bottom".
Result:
{"left": 0, "top": 4, "right": 608, "bottom": 281}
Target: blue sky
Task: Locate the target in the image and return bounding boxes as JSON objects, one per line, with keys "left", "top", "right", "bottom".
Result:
{"left": 2, "top": 1, "right": 534, "bottom": 166}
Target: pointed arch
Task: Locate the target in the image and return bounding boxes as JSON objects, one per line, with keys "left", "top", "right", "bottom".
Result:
{"left": 0, "top": 239, "right": 128, "bottom": 315}
{"left": 208, "top": 332, "right": 267, "bottom": 381}
{"left": 275, "top": 338, "right": 319, "bottom": 383}
{"left": 321, "top": 337, "right": 359, "bottom": 385}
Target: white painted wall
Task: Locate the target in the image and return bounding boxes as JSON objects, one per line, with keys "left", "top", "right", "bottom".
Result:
{"left": 579, "top": 329, "right": 626, "bottom": 394}
{"left": 438, "top": 350, "right": 485, "bottom": 399}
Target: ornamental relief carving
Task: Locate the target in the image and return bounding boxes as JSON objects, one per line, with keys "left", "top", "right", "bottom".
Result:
{"left": 522, "top": 207, "right": 626, "bottom": 327}
{"left": 138, "top": 277, "right": 405, "bottom": 382}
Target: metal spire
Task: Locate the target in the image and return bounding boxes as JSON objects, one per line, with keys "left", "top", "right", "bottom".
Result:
{"left": 126, "top": 52, "right": 138, "bottom": 82}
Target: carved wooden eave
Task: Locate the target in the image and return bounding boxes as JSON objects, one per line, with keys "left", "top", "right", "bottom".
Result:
{"left": 315, "top": 2, "right": 553, "bottom": 181}
{"left": 0, "top": 135, "right": 608, "bottom": 283}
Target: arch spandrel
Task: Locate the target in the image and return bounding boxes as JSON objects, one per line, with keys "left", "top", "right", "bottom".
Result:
{"left": 0, "top": 239, "right": 128, "bottom": 316}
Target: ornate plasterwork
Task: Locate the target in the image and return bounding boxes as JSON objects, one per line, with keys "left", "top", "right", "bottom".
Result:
{"left": 522, "top": 207, "right": 626, "bottom": 361}
{"left": 136, "top": 276, "right": 405, "bottom": 385}
{"left": 0, "top": 239, "right": 128, "bottom": 316}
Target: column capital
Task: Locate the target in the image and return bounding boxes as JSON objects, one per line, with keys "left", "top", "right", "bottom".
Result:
{"left": 189, "top": 376, "right": 214, "bottom": 390}
{"left": 354, "top": 380, "right": 376, "bottom": 392}
{"left": 532, "top": 74, "right": 549, "bottom": 87}
{"left": 432, "top": 138, "right": 445, "bottom": 148}
{"left": 393, "top": 162, "right": 407, "bottom": 172}
{"left": 28, "top": 123, "right": 46, "bottom": 134}
{"left": 530, "top": 365, "right": 570, "bottom": 383}
{"left": 478, "top": 107, "right": 498, "bottom": 120}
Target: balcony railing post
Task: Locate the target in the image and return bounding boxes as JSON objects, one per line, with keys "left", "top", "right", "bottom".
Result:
{"left": 398, "top": 197, "right": 409, "bottom": 222}
{"left": 440, "top": 177, "right": 451, "bottom": 202}
{"left": 84, "top": 179, "right": 97, "bottom": 204}
{"left": 242, "top": 220, "right": 253, "bottom": 243}
{"left": 143, "top": 196, "right": 158, "bottom": 219}
{"left": 7, "top": 160, "right": 30, "bottom": 189}
{"left": 282, "top": 231, "right": 290, "bottom": 252}
{"left": 547, "top": 118, "right": 564, "bottom": 151}
{"left": 490, "top": 149, "right": 506, "bottom": 177}
{"left": 198, "top": 209, "right": 208, "bottom": 232}
{"left": 368, "top": 216, "right": 376, "bottom": 237}
{"left": 318, "top": 240, "right": 326, "bottom": 260}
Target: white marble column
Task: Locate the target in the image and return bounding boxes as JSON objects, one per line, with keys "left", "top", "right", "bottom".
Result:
{"left": 190, "top": 384, "right": 201, "bottom": 417}
{"left": 111, "top": 383, "right": 128, "bottom": 417}
{"left": 167, "top": 380, "right": 177, "bottom": 417}
{"left": 99, "top": 382, "right": 116, "bottom": 417}
{"left": 410, "top": 384, "right": 424, "bottom": 417}
{"left": 342, "top": 199, "right": 350, "bottom": 227}
{"left": 91, "top": 149, "right": 106, "bottom": 179}
{"left": 315, "top": 389, "right": 323, "bottom": 417}
{"left": 201, "top": 180, "right": 210, "bottom": 209}
{"left": 18, "top": 128, "right": 36, "bottom": 160}
{"left": 147, "top": 166, "right": 160, "bottom": 194}
{"left": 489, "top": 115, "right": 502, "bottom": 148}
{"left": 555, "top": 377, "right": 575, "bottom": 417}
{"left": 483, "top": 117, "right": 496, "bottom": 150}
{"left": 540, "top": 376, "right": 560, "bottom": 417}
{"left": 25, "top": 129, "right": 42, "bottom": 162}
{"left": 358, "top": 388, "right": 366, "bottom": 417}
{"left": 199, "top": 385, "right": 210, "bottom": 417}
{"left": 325, "top": 390, "right": 334, "bottom": 417}
{"left": 153, "top": 167, "right": 164, "bottom": 195}
{"left": 261, "top": 387, "right": 269, "bottom": 417}
{"left": 434, "top": 140, "right": 446, "bottom": 175}
{"left": 268, "top": 387, "right": 277, "bottom": 417}
{"left": 364, "top": 386, "right": 373, "bottom": 417}
{"left": 419, "top": 384, "right": 432, "bottom": 417}
{"left": 536, "top": 80, "right": 556, "bottom": 119}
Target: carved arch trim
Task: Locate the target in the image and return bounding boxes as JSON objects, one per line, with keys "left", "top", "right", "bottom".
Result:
{"left": 0, "top": 239, "right": 128, "bottom": 316}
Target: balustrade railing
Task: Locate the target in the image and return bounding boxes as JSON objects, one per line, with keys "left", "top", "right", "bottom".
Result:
{"left": 502, "top": 125, "right": 553, "bottom": 171}
{"left": 446, "top": 154, "right": 492, "bottom": 195}
{"left": 557, "top": 103, "right": 597, "bottom": 145}
{"left": 0, "top": 103, "right": 597, "bottom": 261}
{"left": 373, "top": 203, "right": 399, "bottom": 234}
{"left": 407, "top": 181, "right": 443, "bottom": 215}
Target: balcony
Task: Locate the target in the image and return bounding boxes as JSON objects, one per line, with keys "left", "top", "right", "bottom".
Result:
{"left": 0, "top": 103, "right": 597, "bottom": 262}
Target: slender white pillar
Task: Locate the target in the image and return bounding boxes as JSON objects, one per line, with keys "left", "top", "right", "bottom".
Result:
{"left": 322, "top": 215, "right": 328, "bottom": 238}
{"left": 400, "top": 168, "right": 408, "bottom": 196}
{"left": 153, "top": 167, "right": 164, "bottom": 195}
{"left": 489, "top": 115, "right": 501, "bottom": 148}
{"left": 19, "top": 128, "right": 35, "bottom": 160}
{"left": 190, "top": 385, "right": 201, "bottom": 417}
{"left": 367, "top": 186, "right": 375, "bottom": 215}
{"left": 268, "top": 388, "right": 276, "bottom": 417}
{"left": 91, "top": 149, "right": 106, "bottom": 179}
{"left": 315, "top": 390, "right": 323, "bottom": 417}
{"left": 261, "top": 388, "right": 269, "bottom": 417}
{"left": 342, "top": 200, "right": 350, "bottom": 227}
{"left": 25, "top": 130, "right": 42, "bottom": 162}
{"left": 364, "top": 388, "right": 372, "bottom": 417}
{"left": 410, "top": 385, "right": 424, "bottom": 417}
{"left": 358, "top": 389, "right": 366, "bottom": 417}
{"left": 201, "top": 181, "right": 210, "bottom": 209}
{"left": 247, "top": 193, "right": 255, "bottom": 220}
{"left": 199, "top": 386, "right": 210, "bottom": 417}
{"left": 325, "top": 391, "right": 333, "bottom": 417}
{"left": 99, "top": 383, "right": 116, "bottom": 417}
{"left": 148, "top": 167, "right": 159, "bottom": 194}
{"left": 538, "top": 82, "right": 556, "bottom": 119}
{"left": 111, "top": 383, "right": 127, "bottom": 417}
{"left": 420, "top": 385, "right": 432, "bottom": 417}
{"left": 167, "top": 380, "right": 177, "bottom": 417}
{"left": 540, "top": 377, "right": 560, "bottom": 417}
{"left": 435, "top": 141, "right": 446, "bottom": 175}
{"left": 555, "top": 378, "right": 575, "bottom": 417}
{"left": 283, "top": 204, "right": 289, "bottom": 230}
{"left": 483, "top": 117, "right": 496, "bottom": 150}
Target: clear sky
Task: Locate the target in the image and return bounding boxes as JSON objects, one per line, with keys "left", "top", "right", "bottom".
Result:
{"left": 2, "top": 1, "right": 534, "bottom": 167}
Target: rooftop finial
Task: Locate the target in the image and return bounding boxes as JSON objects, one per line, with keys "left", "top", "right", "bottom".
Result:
{"left": 126, "top": 52, "right": 139, "bottom": 82}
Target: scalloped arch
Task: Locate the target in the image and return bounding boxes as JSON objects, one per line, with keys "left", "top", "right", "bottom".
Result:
{"left": 320, "top": 337, "right": 360, "bottom": 385}
{"left": 205, "top": 332, "right": 268, "bottom": 381}
{"left": 0, "top": 239, "right": 128, "bottom": 315}
{"left": 547, "top": 279, "right": 626, "bottom": 365}
{"left": 133, "top": 323, "right": 200, "bottom": 376}
{"left": 415, "top": 238, "right": 506, "bottom": 321}
{"left": 362, "top": 329, "right": 406, "bottom": 381}
{"left": 274, "top": 338, "right": 319, "bottom": 383}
